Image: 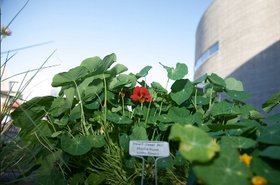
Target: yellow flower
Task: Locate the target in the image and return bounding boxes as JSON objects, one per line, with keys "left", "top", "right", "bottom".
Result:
{"left": 239, "top": 153, "right": 252, "bottom": 167}
{"left": 251, "top": 176, "right": 267, "bottom": 185}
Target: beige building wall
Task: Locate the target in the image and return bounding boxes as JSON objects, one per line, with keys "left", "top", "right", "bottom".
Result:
{"left": 194, "top": 0, "right": 280, "bottom": 110}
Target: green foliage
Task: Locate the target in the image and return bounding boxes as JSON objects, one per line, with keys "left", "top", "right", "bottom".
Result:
{"left": 9, "top": 53, "right": 280, "bottom": 185}
{"left": 169, "top": 124, "right": 220, "bottom": 162}
{"left": 170, "top": 79, "right": 193, "bottom": 105}
{"left": 225, "top": 77, "right": 244, "bottom": 91}
{"left": 262, "top": 91, "right": 280, "bottom": 113}
{"left": 136, "top": 65, "right": 152, "bottom": 78}
{"left": 61, "top": 135, "right": 93, "bottom": 155}
{"left": 259, "top": 146, "right": 280, "bottom": 160}
{"left": 221, "top": 136, "right": 257, "bottom": 149}
{"left": 193, "top": 145, "right": 251, "bottom": 185}
{"left": 160, "top": 62, "right": 188, "bottom": 80}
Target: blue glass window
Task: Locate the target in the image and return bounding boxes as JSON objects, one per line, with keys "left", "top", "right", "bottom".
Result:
{"left": 195, "top": 42, "right": 219, "bottom": 71}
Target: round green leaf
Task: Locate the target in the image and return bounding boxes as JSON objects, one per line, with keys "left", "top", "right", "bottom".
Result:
{"left": 167, "top": 107, "right": 190, "bottom": 124}
{"left": 87, "top": 173, "right": 105, "bottom": 185}
{"left": 262, "top": 91, "right": 280, "bottom": 113}
{"left": 49, "top": 97, "right": 72, "bottom": 117}
{"left": 108, "top": 74, "right": 131, "bottom": 90}
{"left": 193, "top": 96, "right": 209, "bottom": 105}
{"left": 11, "top": 96, "right": 54, "bottom": 129}
{"left": 260, "top": 146, "right": 280, "bottom": 160}
{"left": 119, "top": 133, "right": 130, "bottom": 151}
{"left": 221, "top": 136, "right": 257, "bottom": 149}
{"left": 193, "top": 145, "right": 251, "bottom": 185}
{"left": 193, "top": 74, "right": 207, "bottom": 85}
{"left": 174, "top": 152, "right": 187, "bottom": 166}
{"left": 160, "top": 62, "right": 188, "bottom": 80}
{"left": 107, "top": 112, "right": 133, "bottom": 124}
{"left": 157, "top": 157, "right": 173, "bottom": 169}
{"left": 130, "top": 126, "right": 148, "bottom": 140}
{"left": 80, "top": 56, "right": 102, "bottom": 73}
{"left": 108, "top": 63, "right": 128, "bottom": 75}
{"left": 257, "top": 125, "right": 280, "bottom": 144}
{"left": 124, "top": 157, "right": 137, "bottom": 169}
{"left": 251, "top": 157, "right": 280, "bottom": 185}
{"left": 169, "top": 124, "right": 220, "bottom": 162}
{"left": 90, "top": 135, "right": 105, "bottom": 148}
{"left": 207, "top": 124, "right": 245, "bottom": 132}
{"left": 207, "top": 73, "right": 226, "bottom": 87}
{"left": 83, "top": 82, "right": 103, "bottom": 101}
{"left": 80, "top": 53, "right": 116, "bottom": 75}
{"left": 157, "top": 114, "right": 172, "bottom": 123}
{"left": 69, "top": 105, "right": 81, "bottom": 121}
{"left": 225, "top": 77, "right": 244, "bottom": 91}
{"left": 170, "top": 79, "right": 194, "bottom": 105}
{"left": 183, "top": 112, "right": 204, "bottom": 125}
{"left": 52, "top": 66, "right": 89, "bottom": 87}
{"left": 100, "top": 53, "right": 116, "bottom": 72}
{"left": 64, "top": 87, "right": 75, "bottom": 106}
{"left": 264, "top": 113, "right": 280, "bottom": 126}
{"left": 158, "top": 122, "right": 170, "bottom": 131}
{"left": 151, "top": 82, "right": 167, "bottom": 94}
{"left": 226, "top": 90, "right": 250, "bottom": 102}
{"left": 35, "top": 120, "right": 52, "bottom": 137}
{"left": 136, "top": 65, "right": 152, "bottom": 78}
{"left": 211, "top": 101, "right": 240, "bottom": 117}
{"left": 85, "top": 100, "right": 100, "bottom": 110}
{"left": 61, "top": 135, "right": 92, "bottom": 155}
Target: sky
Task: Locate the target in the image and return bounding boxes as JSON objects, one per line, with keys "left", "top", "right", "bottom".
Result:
{"left": 1, "top": 0, "right": 212, "bottom": 99}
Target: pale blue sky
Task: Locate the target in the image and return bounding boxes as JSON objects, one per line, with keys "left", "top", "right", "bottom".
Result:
{"left": 1, "top": 0, "right": 212, "bottom": 99}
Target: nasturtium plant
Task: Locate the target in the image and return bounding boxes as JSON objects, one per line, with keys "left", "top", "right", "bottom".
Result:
{"left": 160, "top": 62, "right": 188, "bottom": 80}
{"left": 225, "top": 77, "right": 244, "bottom": 91}
{"left": 193, "top": 145, "right": 252, "bottom": 185}
{"left": 221, "top": 136, "right": 257, "bottom": 149}
{"left": 61, "top": 135, "right": 92, "bottom": 156}
{"left": 262, "top": 91, "right": 280, "bottom": 113}
{"left": 169, "top": 124, "right": 220, "bottom": 162}
{"left": 8, "top": 53, "right": 280, "bottom": 185}
{"left": 170, "top": 79, "right": 194, "bottom": 105}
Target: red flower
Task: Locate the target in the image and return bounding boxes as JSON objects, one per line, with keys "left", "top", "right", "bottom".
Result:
{"left": 130, "top": 86, "right": 152, "bottom": 103}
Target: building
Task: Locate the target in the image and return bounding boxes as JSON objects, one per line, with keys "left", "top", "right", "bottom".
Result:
{"left": 1, "top": 69, "right": 21, "bottom": 133}
{"left": 1, "top": 70, "right": 21, "bottom": 111}
{"left": 194, "top": 0, "right": 280, "bottom": 111}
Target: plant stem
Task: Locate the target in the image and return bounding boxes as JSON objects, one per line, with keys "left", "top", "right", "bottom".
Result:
{"left": 102, "top": 75, "right": 113, "bottom": 146}
{"left": 121, "top": 94, "right": 125, "bottom": 115}
{"left": 193, "top": 88, "right": 198, "bottom": 111}
{"left": 209, "top": 87, "right": 214, "bottom": 109}
{"left": 33, "top": 132, "right": 52, "bottom": 152}
{"left": 46, "top": 111, "right": 57, "bottom": 133}
{"left": 159, "top": 78, "right": 169, "bottom": 115}
{"left": 151, "top": 128, "right": 157, "bottom": 140}
{"left": 144, "top": 101, "right": 151, "bottom": 127}
{"left": 74, "top": 81, "right": 88, "bottom": 135}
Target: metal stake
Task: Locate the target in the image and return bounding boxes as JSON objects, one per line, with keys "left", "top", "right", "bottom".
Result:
{"left": 135, "top": 156, "right": 145, "bottom": 185}
{"left": 155, "top": 157, "right": 165, "bottom": 185}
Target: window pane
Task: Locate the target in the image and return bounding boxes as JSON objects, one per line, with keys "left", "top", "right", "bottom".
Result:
{"left": 195, "top": 42, "right": 219, "bottom": 71}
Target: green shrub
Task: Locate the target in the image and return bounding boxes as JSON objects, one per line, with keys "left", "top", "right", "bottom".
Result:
{"left": 10, "top": 53, "right": 280, "bottom": 185}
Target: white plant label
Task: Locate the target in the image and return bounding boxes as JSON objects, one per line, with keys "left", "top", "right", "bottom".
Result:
{"left": 129, "top": 140, "right": 170, "bottom": 157}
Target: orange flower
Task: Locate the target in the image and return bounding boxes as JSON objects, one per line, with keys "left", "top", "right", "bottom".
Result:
{"left": 130, "top": 86, "right": 152, "bottom": 103}
{"left": 251, "top": 176, "right": 267, "bottom": 185}
{"left": 239, "top": 153, "right": 252, "bottom": 167}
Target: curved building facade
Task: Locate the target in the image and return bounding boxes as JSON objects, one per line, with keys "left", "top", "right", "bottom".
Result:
{"left": 194, "top": 0, "right": 280, "bottom": 111}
